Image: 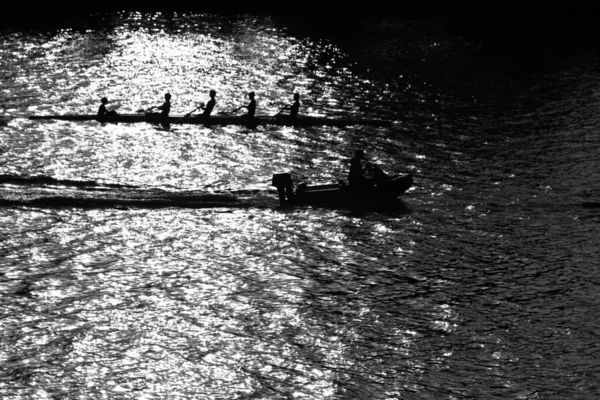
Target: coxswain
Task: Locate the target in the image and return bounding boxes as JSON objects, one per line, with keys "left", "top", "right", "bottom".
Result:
{"left": 200, "top": 90, "right": 216, "bottom": 117}
{"left": 98, "top": 97, "right": 118, "bottom": 117}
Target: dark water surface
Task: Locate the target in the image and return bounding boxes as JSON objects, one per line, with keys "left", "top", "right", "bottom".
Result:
{"left": 1, "top": 13, "right": 600, "bottom": 399}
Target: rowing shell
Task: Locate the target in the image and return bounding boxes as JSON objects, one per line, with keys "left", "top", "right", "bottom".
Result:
{"left": 28, "top": 113, "right": 391, "bottom": 127}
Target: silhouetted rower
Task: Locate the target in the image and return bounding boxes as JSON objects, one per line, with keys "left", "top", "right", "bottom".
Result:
{"left": 242, "top": 91, "right": 256, "bottom": 118}
{"left": 200, "top": 90, "right": 216, "bottom": 117}
{"left": 146, "top": 93, "right": 172, "bottom": 124}
{"left": 98, "top": 97, "right": 118, "bottom": 117}
{"left": 156, "top": 93, "right": 171, "bottom": 117}
{"left": 288, "top": 93, "right": 300, "bottom": 118}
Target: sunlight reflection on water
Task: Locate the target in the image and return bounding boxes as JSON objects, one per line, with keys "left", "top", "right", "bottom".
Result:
{"left": 2, "top": 12, "right": 600, "bottom": 400}
{"left": 1, "top": 205, "right": 419, "bottom": 397}
{"left": 2, "top": 13, "right": 393, "bottom": 191}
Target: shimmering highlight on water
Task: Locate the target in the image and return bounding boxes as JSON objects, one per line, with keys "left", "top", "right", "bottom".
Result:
{"left": 2, "top": 12, "right": 600, "bottom": 400}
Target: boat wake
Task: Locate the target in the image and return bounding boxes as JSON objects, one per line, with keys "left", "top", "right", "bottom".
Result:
{"left": 0, "top": 174, "right": 273, "bottom": 210}
{"left": 0, "top": 174, "right": 411, "bottom": 212}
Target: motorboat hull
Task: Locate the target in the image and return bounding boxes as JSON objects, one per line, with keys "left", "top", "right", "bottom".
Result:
{"left": 272, "top": 173, "right": 413, "bottom": 207}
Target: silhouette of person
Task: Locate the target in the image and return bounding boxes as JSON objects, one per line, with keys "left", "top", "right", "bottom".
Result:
{"left": 241, "top": 91, "right": 256, "bottom": 118}
{"left": 146, "top": 93, "right": 171, "bottom": 124}
{"left": 348, "top": 150, "right": 371, "bottom": 185}
{"left": 155, "top": 93, "right": 171, "bottom": 117}
{"left": 98, "top": 97, "right": 118, "bottom": 117}
{"left": 200, "top": 90, "right": 216, "bottom": 117}
{"left": 288, "top": 93, "right": 300, "bottom": 118}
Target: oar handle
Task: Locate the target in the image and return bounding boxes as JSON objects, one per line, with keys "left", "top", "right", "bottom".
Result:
{"left": 267, "top": 108, "right": 285, "bottom": 123}
{"left": 137, "top": 106, "right": 157, "bottom": 113}
{"left": 184, "top": 106, "right": 201, "bottom": 117}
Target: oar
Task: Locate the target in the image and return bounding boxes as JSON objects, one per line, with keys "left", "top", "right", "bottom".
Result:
{"left": 137, "top": 106, "right": 157, "bottom": 113}
{"left": 267, "top": 107, "right": 286, "bottom": 124}
{"left": 217, "top": 106, "right": 243, "bottom": 116}
{"left": 169, "top": 105, "right": 203, "bottom": 124}
{"left": 184, "top": 105, "right": 203, "bottom": 118}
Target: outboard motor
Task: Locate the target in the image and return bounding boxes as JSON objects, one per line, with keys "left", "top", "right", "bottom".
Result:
{"left": 271, "top": 173, "right": 294, "bottom": 207}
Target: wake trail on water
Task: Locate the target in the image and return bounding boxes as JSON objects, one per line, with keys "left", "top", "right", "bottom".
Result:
{"left": 0, "top": 174, "right": 276, "bottom": 209}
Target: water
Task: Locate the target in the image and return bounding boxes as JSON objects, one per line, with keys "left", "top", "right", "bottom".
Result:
{"left": 1, "top": 13, "right": 600, "bottom": 399}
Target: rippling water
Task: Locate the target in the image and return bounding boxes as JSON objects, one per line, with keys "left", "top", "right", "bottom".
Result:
{"left": 1, "top": 13, "right": 600, "bottom": 399}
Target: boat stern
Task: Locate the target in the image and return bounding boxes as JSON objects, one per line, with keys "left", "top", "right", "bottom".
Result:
{"left": 271, "top": 173, "right": 294, "bottom": 207}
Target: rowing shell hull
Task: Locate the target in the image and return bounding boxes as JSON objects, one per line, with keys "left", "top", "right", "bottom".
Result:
{"left": 29, "top": 114, "right": 390, "bottom": 127}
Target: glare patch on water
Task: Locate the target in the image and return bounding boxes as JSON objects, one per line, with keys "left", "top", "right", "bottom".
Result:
{"left": 3, "top": 13, "right": 600, "bottom": 400}
{"left": 1, "top": 13, "right": 392, "bottom": 190}
{"left": 3, "top": 207, "right": 371, "bottom": 397}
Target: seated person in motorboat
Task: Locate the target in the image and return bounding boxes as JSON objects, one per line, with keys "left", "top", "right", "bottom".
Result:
{"left": 348, "top": 149, "right": 371, "bottom": 185}
{"left": 348, "top": 149, "right": 390, "bottom": 186}
{"left": 98, "top": 97, "right": 118, "bottom": 117}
